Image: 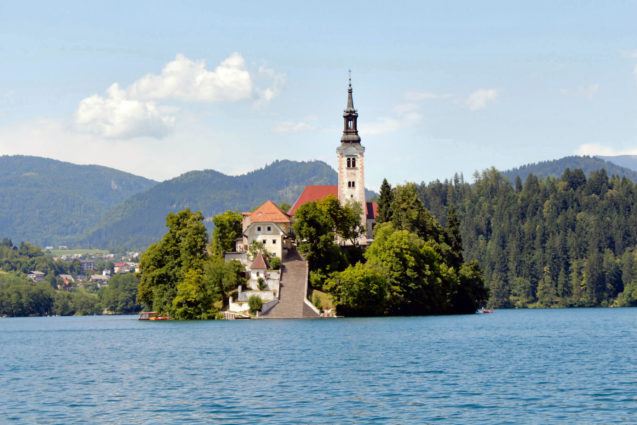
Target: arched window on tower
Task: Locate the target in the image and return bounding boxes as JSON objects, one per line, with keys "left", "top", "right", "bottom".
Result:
{"left": 347, "top": 158, "right": 351, "bottom": 168}
{"left": 352, "top": 158, "right": 356, "bottom": 168}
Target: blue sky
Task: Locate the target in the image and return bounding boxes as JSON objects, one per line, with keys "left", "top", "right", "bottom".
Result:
{"left": 1, "top": 1, "right": 636, "bottom": 189}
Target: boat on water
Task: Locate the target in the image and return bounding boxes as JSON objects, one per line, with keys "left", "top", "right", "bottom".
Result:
{"left": 479, "top": 307, "right": 494, "bottom": 314}
{"left": 138, "top": 311, "right": 171, "bottom": 320}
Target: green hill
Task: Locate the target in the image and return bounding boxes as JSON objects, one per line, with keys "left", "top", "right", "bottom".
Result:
{"left": 0, "top": 155, "right": 157, "bottom": 247}
{"left": 502, "top": 156, "right": 637, "bottom": 183}
{"left": 78, "top": 160, "right": 339, "bottom": 250}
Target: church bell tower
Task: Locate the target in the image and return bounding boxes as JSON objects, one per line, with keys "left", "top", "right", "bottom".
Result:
{"left": 337, "top": 76, "right": 367, "bottom": 242}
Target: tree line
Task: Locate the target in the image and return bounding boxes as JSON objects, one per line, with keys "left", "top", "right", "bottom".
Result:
{"left": 416, "top": 167, "right": 637, "bottom": 308}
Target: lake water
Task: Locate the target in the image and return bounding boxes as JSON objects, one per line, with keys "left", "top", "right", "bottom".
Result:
{"left": 1, "top": 308, "right": 636, "bottom": 424}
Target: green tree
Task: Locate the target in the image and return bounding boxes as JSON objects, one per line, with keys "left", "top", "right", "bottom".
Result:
{"left": 325, "top": 263, "right": 387, "bottom": 316}
{"left": 248, "top": 295, "right": 263, "bottom": 313}
{"left": 376, "top": 178, "right": 394, "bottom": 223}
{"left": 211, "top": 210, "right": 242, "bottom": 257}
{"left": 98, "top": 274, "right": 141, "bottom": 314}
{"left": 172, "top": 268, "right": 219, "bottom": 320}
{"left": 137, "top": 209, "right": 209, "bottom": 314}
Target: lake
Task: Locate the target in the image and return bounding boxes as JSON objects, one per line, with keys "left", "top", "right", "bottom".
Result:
{"left": 1, "top": 308, "right": 636, "bottom": 424}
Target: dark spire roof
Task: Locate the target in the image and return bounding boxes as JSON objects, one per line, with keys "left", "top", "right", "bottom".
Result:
{"left": 341, "top": 74, "right": 361, "bottom": 144}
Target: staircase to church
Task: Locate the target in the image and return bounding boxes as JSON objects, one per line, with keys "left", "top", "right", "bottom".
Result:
{"left": 261, "top": 247, "right": 319, "bottom": 319}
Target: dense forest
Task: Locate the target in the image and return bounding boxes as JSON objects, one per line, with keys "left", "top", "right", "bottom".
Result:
{"left": 417, "top": 167, "right": 637, "bottom": 308}
{"left": 0, "top": 155, "right": 156, "bottom": 247}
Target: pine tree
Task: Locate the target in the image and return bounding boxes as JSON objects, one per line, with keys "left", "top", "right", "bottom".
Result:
{"left": 445, "top": 204, "right": 463, "bottom": 270}
{"left": 376, "top": 178, "right": 394, "bottom": 223}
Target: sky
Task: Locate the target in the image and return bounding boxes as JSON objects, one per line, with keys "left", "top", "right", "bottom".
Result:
{"left": 1, "top": 1, "right": 636, "bottom": 190}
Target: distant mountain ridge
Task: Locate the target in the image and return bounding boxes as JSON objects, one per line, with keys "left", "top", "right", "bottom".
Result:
{"left": 502, "top": 156, "right": 637, "bottom": 183}
{"left": 0, "top": 155, "right": 157, "bottom": 247}
{"left": 599, "top": 155, "right": 637, "bottom": 172}
{"left": 78, "top": 160, "right": 339, "bottom": 249}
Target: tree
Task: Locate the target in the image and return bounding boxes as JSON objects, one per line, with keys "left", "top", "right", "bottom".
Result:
{"left": 248, "top": 295, "right": 263, "bottom": 313}
{"left": 278, "top": 202, "right": 291, "bottom": 213}
{"left": 292, "top": 198, "right": 346, "bottom": 273}
{"left": 445, "top": 204, "right": 464, "bottom": 270}
{"left": 98, "top": 274, "right": 141, "bottom": 314}
{"left": 325, "top": 263, "right": 387, "bottom": 316}
{"left": 391, "top": 183, "right": 444, "bottom": 243}
{"left": 364, "top": 223, "right": 449, "bottom": 315}
{"left": 211, "top": 210, "right": 242, "bottom": 257}
{"left": 377, "top": 178, "right": 394, "bottom": 223}
{"left": 172, "top": 268, "right": 219, "bottom": 320}
{"left": 137, "top": 209, "right": 209, "bottom": 314}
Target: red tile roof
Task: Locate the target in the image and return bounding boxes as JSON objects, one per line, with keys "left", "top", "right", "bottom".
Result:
{"left": 289, "top": 185, "right": 338, "bottom": 216}
{"left": 250, "top": 200, "right": 290, "bottom": 224}
{"left": 251, "top": 253, "right": 268, "bottom": 270}
{"left": 366, "top": 202, "right": 379, "bottom": 220}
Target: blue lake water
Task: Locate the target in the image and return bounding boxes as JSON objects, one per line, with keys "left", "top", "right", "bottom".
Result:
{"left": 1, "top": 308, "right": 636, "bottom": 424}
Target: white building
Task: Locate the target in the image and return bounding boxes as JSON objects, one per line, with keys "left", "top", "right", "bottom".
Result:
{"left": 241, "top": 200, "right": 291, "bottom": 259}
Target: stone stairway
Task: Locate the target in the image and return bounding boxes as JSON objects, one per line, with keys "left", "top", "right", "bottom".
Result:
{"left": 261, "top": 247, "right": 319, "bottom": 319}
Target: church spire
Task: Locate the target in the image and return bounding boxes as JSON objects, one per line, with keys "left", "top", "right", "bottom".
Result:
{"left": 341, "top": 73, "right": 361, "bottom": 144}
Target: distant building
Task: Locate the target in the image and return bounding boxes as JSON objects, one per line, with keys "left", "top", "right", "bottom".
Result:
{"left": 27, "top": 271, "right": 45, "bottom": 282}
{"left": 89, "top": 274, "right": 110, "bottom": 287}
{"left": 80, "top": 260, "right": 95, "bottom": 273}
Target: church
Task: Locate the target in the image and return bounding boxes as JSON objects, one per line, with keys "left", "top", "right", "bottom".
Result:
{"left": 239, "top": 79, "right": 378, "bottom": 259}
{"left": 288, "top": 79, "right": 378, "bottom": 244}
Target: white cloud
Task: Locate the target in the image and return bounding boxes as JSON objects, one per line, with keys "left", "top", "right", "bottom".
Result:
{"left": 404, "top": 91, "right": 453, "bottom": 101}
{"left": 74, "top": 53, "right": 283, "bottom": 139}
{"left": 271, "top": 121, "right": 315, "bottom": 134}
{"left": 75, "top": 83, "right": 175, "bottom": 139}
{"left": 575, "top": 143, "right": 637, "bottom": 157}
{"left": 128, "top": 53, "right": 252, "bottom": 102}
{"left": 466, "top": 89, "right": 498, "bottom": 111}
{"left": 363, "top": 112, "right": 422, "bottom": 136}
{"left": 254, "top": 65, "right": 286, "bottom": 106}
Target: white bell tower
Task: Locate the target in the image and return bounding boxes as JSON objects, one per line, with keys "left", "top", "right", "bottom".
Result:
{"left": 336, "top": 76, "right": 367, "bottom": 243}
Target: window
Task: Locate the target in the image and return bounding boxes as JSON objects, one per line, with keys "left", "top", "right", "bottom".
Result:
{"left": 347, "top": 158, "right": 351, "bottom": 167}
{"left": 348, "top": 181, "right": 356, "bottom": 188}
{"left": 257, "top": 226, "right": 261, "bottom": 232}
{"left": 352, "top": 158, "right": 356, "bottom": 167}
{"left": 272, "top": 239, "right": 276, "bottom": 244}
{"left": 262, "top": 240, "right": 266, "bottom": 244}
{"left": 267, "top": 226, "right": 271, "bottom": 232}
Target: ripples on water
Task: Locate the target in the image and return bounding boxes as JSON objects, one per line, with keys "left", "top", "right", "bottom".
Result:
{"left": 1, "top": 308, "right": 636, "bottom": 424}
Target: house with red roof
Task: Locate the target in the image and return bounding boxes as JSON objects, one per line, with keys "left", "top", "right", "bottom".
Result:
{"left": 240, "top": 200, "right": 291, "bottom": 258}
{"left": 288, "top": 79, "right": 379, "bottom": 244}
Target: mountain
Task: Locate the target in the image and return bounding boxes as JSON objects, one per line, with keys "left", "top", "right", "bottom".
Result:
{"left": 79, "top": 160, "right": 339, "bottom": 250}
{"left": 599, "top": 155, "right": 637, "bottom": 172}
{"left": 0, "top": 155, "right": 157, "bottom": 247}
{"left": 501, "top": 156, "right": 637, "bottom": 183}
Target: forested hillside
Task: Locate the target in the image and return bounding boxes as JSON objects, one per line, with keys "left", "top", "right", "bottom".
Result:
{"left": 79, "top": 160, "right": 338, "bottom": 249}
{"left": 0, "top": 156, "right": 156, "bottom": 247}
{"left": 417, "top": 167, "right": 637, "bottom": 308}
{"left": 502, "top": 156, "right": 637, "bottom": 183}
